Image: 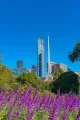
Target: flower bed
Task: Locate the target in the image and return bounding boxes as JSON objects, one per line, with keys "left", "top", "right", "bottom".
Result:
{"left": 0, "top": 85, "right": 80, "bottom": 120}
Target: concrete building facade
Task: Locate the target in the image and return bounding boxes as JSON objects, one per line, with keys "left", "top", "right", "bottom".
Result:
{"left": 52, "top": 63, "right": 67, "bottom": 75}
{"left": 17, "top": 60, "right": 23, "bottom": 68}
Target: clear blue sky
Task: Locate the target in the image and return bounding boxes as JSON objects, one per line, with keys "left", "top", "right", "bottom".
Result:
{"left": 0, "top": 0, "right": 80, "bottom": 71}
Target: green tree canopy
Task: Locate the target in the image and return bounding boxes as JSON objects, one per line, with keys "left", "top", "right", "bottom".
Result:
{"left": 16, "top": 72, "right": 46, "bottom": 91}
{"left": 0, "top": 64, "right": 16, "bottom": 90}
{"left": 68, "top": 42, "right": 80, "bottom": 62}
{"left": 50, "top": 71, "right": 80, "bottom": 94}
{"left": 53, "top": 69, "right": 64, "bottom": 80}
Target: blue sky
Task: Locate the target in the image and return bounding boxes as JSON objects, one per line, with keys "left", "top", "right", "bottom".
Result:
{"left": 0, "top": 0, "right": 80, "bottom": 71}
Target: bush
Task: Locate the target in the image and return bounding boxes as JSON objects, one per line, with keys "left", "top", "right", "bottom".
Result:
{"left": 16, "top": 72, "right": 47, "bottom": 92}
{"left": 50, "top": 71, "right": 80, "bottom": 94}
{"left": 53, "top": 69, "right": 64, "bottom": 80}
{"left": 0, "top": 64, "right": 17, "bottom": 90}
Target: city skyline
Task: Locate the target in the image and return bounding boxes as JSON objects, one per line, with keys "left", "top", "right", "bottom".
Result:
{"left": 12, "top": 36, "right": 67, "bottom": 78}
{"left": 0, "top": 0, "right": 80, "bottom": 72}
{"left": 1, "top": 35, "right": 80, "bottom": 72}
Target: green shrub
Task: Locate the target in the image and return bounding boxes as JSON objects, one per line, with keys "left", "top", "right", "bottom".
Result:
{"left": 0, "top": 64, "right": 16, "bottom": 90}
{"left": 50, "top": 71, "right": 80, "bottom": 94}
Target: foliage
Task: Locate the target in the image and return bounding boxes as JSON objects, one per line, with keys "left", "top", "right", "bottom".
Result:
{"left": 16, "top": 72, "right": 47, "bottom": 92}
{"left": 0, "top": 84, "right": 80, "bottom": 120}
{"left": 0, "top": 64, "right": 17, "bottom": 90}
{"left": 53, "top": 69, "right": 64, "bottom": 80}
{"left": 50, "top": 71, "right": 80, "bottom": 94}
{"left": 32, "top": 110, "right": 48, "bottom": 120}
{"left": 68, "top": 41, "right": 80, "bottom": 62}
{"left": 0, "top": 104, "right": 9, "bottom": 120}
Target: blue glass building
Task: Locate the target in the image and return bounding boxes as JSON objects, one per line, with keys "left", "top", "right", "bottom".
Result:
{"left": 37, "top": 38, "right": 45, "bottom": 78}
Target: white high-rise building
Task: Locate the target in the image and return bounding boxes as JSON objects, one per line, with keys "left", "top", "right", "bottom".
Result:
{"left": 48, "top": 36, "right": 51, "bottom": 76}
{"left": 46, "top": 36, "right": 53, "bottom": 81}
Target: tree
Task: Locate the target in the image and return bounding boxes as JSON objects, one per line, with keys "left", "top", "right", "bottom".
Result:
{"left": 16, "top": 72, "right": 46, "bottom": 91}
{"left": 68, "top": 42, "right": 80, "bottom": 62}
{"left": 50, "top": 71, "right": 80, "bottom": 94}
{"left": 53, "top": 69, "right": 64, "bottom": 80}
{"left": 0, "top": 64, "right": 16, "bottom": 90}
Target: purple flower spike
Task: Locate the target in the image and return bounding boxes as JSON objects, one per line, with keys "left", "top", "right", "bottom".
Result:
{"left": 62, "top": 112, "right": 67, "bottom": 120}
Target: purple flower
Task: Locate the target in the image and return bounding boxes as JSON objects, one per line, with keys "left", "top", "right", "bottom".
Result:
{"left": 62, "top": 112, "right": 67, "bottom": 120}
{"left": 15, "top": 109, "right": 21, "bottom": 118}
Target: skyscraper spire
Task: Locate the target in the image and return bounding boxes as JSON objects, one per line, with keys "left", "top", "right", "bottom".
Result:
{"left": 48, "top": 36, "right": 51, "bottom": 76}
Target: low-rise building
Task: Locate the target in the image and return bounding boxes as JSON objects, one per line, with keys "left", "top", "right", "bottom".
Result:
{"left": 52, "top": 63, "right": 67, "bottom": 75}
{"left": 32, "top": 64, "right": 37, "bottom": 74}
{"left": 75, "top": 71, "right": 80, "bottom": 77}
{"left": 47, "top": 62, "right": 56, "bottom": 76}
{"left": 12, "top": 68, "right": 32, "bottom": 77}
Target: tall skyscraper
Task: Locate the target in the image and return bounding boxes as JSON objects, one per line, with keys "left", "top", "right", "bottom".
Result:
{"left": 37, "top": 38, "right": 45, "bottom": 78}
{"left": 48, "top": 36, "right": 51, "bottom": 76}
{"left": 46, "top": 36, "right": 53, "bottom": 81}
{"left": 17, "top": 60, "right": 23, "bottom": 68}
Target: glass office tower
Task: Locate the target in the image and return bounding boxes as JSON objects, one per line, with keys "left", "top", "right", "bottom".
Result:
{"left": 37, "top": 38, "right": 45, "bottom": 78}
